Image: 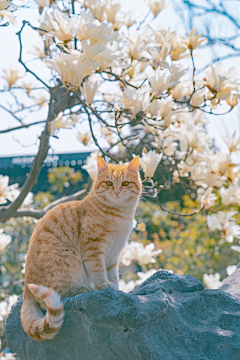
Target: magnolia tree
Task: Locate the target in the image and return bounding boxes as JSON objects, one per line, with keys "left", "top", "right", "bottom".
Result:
{"left": 1, "top": 0, "right": 240, "bottom": 301}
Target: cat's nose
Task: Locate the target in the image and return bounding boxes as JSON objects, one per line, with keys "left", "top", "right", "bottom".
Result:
{"left": 115, "top": 191, "right": 120, "bottom": 196}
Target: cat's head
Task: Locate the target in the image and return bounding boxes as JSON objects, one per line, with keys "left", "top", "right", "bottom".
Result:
{"left": 93, "top": 156, "right": 142, "bottom": 205}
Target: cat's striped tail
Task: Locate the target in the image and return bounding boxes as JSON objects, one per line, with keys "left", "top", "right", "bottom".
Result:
{"left": 20, "top": 284, "right": 64, "bottom": 341}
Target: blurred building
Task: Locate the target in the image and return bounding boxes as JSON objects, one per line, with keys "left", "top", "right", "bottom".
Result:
{"left": 0, "top": 152, "right": 90, "bottom": 194}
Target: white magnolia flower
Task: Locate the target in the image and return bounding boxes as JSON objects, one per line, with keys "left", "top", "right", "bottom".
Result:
{"left": 101, "top": 126, "right": 113, "bottom": 146}
{"left": 0, "top": 175, "right": 19, "bottom": 204}
{"left": 77, "top": 131, "right": 92, "bottom": 146}
{"left": 124, "top": 84, "right": 150, "bottom": 117}
{"left": 187, "top": 29, "right": 207, "bottom": 50}
{"left": 226, "top": 265, "right": 237, "bottom": 276}
{"left": 161, "top": 135, "right": 178, "bottom": 156}
{"left": 197, "top": 187, "right": 217, "bottom": 210}
{"left": 119, "top": 279, "right": 135, "bottom": 293}
{"left": 36, "top": 0, "right": 49, "bottom": 13}
{"left": 138, "top": 243, "right": 162, "bottom": 265}
{"left": 0, "top": 1, "right": 18, "bottom": 27}
{"left": 29, "top": 42, "right": 46, "bottom": 59}
{"left": 31, "top": 91, "right": 48, "bottom": 107}
{"left": 145, "top": 0, "right": 167, "bottom": 16}
{"left": 163, "top": 30, "right": 188, "bottom": 60}
{"left": 220, "top": 185, "right": 240, "bottom": 206}
{"left": 148, "top": 97, "right": 176, "bottom": 127}
{"left": 0, "top": 294, "right": 17, "bottom": 322}
{"left": 190, "top": 162, "right": 208, "bottom": 182}
{"left": 7, "top": 295, "right": 18, "bottom": 313}
{"left": 146, "top": 67, "right": 178, "bottom": 97}
{"left": 222, "top": 132, "right": 240, "bottom": 154}
{"left": 231, "top": 244, "right": 240, "bottom": 253}
{"left": 44, "top": 51, "right": 100, "bottom": 88}
{"left": 203, "top": 273, "right": 222, "bottom": 289}
{"left": 80, "top": 77, "right": 98, "bottom": 105}
{"left": 43, "top": 8, "right": 78, "bottom": 42}
{"left": 149, "top": 42, "right": 170, "bottom": 68}
{"left": 126, "top": 27, "right": 146, "bottom": 59}
{"left": 207, "top": 211, "right": 240, "bottom": 243}
{"left": 139, "top": 149, "right": 163, "bottom": 179}
{"left": 2, "top": 68, "right": 23, "bottom": 88}
{"left": 204, "top": 62, "right": 239, "bottom": 102}
{"left": 74, "top": 10, "right": 108, "bottom": 42}
{"left": 135, "top": 269, "right": 157, "bottom": 286}
{"left": 164, "top": 62, "right": 188, "bottom": 82}
{"left": 120, "top": 241, "right": 161, "bottom": 266}
{"left": 206, "top": 214, "right": 222, "bottom": 232}
{"left": 225, "top": 223, "right": 240, "bottom": 243}
{"left": 82, "top": 151, "right": 99, "bottom": 181}
{"left": 90, "top": 0, "right": 108, "bottom": 22}
{"left": 0, "top": 229, "right": 11, "bottom": 253}
{"left": 12, "top": 191, "right": 34, "bottom": 208}
{"left": 0, "top": 300, "right": 7, "bottom": 320}
{"left": 49, "top": 112, "right": 74, "bottom": 136}
{"left": 104, "top": 0, "right": 121, "bottom": 25}
{"left": 190, "top": 87, "right": 208, "bottom": 107}
{"left": 21, "top": 262, "right": 26, "bottom": 274}
{"left": 23, "top": 192, "right": 34, "bottom": 207}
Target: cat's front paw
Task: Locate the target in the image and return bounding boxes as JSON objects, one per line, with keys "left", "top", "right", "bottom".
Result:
{"left": 98, "top": 281, "right": 116, "bottom": 291}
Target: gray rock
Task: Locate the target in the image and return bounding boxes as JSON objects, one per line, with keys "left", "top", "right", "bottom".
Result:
{"left": 5, "top": 271, "right": 240, "bottom": 360}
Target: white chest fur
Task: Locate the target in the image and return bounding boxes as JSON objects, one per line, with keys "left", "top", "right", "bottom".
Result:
{"left": 105, "top": 218, "right": 134, "bottom": 265}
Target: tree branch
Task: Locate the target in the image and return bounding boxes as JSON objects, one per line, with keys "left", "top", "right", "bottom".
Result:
{"left": 10, "top": 189, "right": 87, "bottom": 219}
{"left": 0, "top": 120, "right": 46, "bottom": 134}
{"left": 17, "top": 21, "right": 50, "bottom": 89}
{"left": 0, "top": 92, "right": 54, "bottom": 223}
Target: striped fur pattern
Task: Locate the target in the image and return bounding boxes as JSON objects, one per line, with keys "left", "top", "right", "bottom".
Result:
{"left": 21, "top": 156, "right": 141, "bottom": 340}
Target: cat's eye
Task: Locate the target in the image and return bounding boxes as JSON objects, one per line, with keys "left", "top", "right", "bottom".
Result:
{"left": 106, "top": 181, "right": 113, "bottom": 186}
{"left": 122, "top": 181, "right": 129, "bottom": 186}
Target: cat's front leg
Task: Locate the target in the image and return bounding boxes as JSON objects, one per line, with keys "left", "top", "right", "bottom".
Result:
{"left": 83, "top": 255, "right": 116, "bottom": 291}
{"left": 107, "top": 263, "right": 119, "bottom": 290}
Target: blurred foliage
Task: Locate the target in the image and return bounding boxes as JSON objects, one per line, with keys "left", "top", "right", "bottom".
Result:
{"left": 48, "top": 166, "right": 83, "bottom": 194}
{"left": 132, "top": 195, "right": 240, "bottom": 281}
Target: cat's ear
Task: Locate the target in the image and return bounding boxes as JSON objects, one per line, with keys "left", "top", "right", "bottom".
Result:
{"left": 127, "top": 156, "right": 139, "bottom": 175}
{"left": 97, "top": 155, "right": 108, "bottom": 174}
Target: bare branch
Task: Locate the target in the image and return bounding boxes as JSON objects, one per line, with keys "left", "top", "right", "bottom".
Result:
{"left": 0, "top": 104, "right": 24, "bottom": 124}
{"left": 156, "top": 196, "right": 203, "bottom": 217}
{"left": 0, "top": 91, "right": 54, "bottom": 223}
{"left": 10, "top": 189, "right": 87, "bottom": 220}
{"left": 17, "top": 21, "right": 50, "bottom": 89}
{"left": 0, "top": 120, "right": 46, "bottom": 134}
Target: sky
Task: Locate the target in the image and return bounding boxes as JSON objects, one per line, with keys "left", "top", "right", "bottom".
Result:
{"left": 0, "top": 0, "right": 239, "bottom": 158}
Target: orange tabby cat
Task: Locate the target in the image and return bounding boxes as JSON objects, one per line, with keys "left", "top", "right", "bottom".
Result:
{"left": 21, "top": 156, "right": 141, "bottom": 340}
